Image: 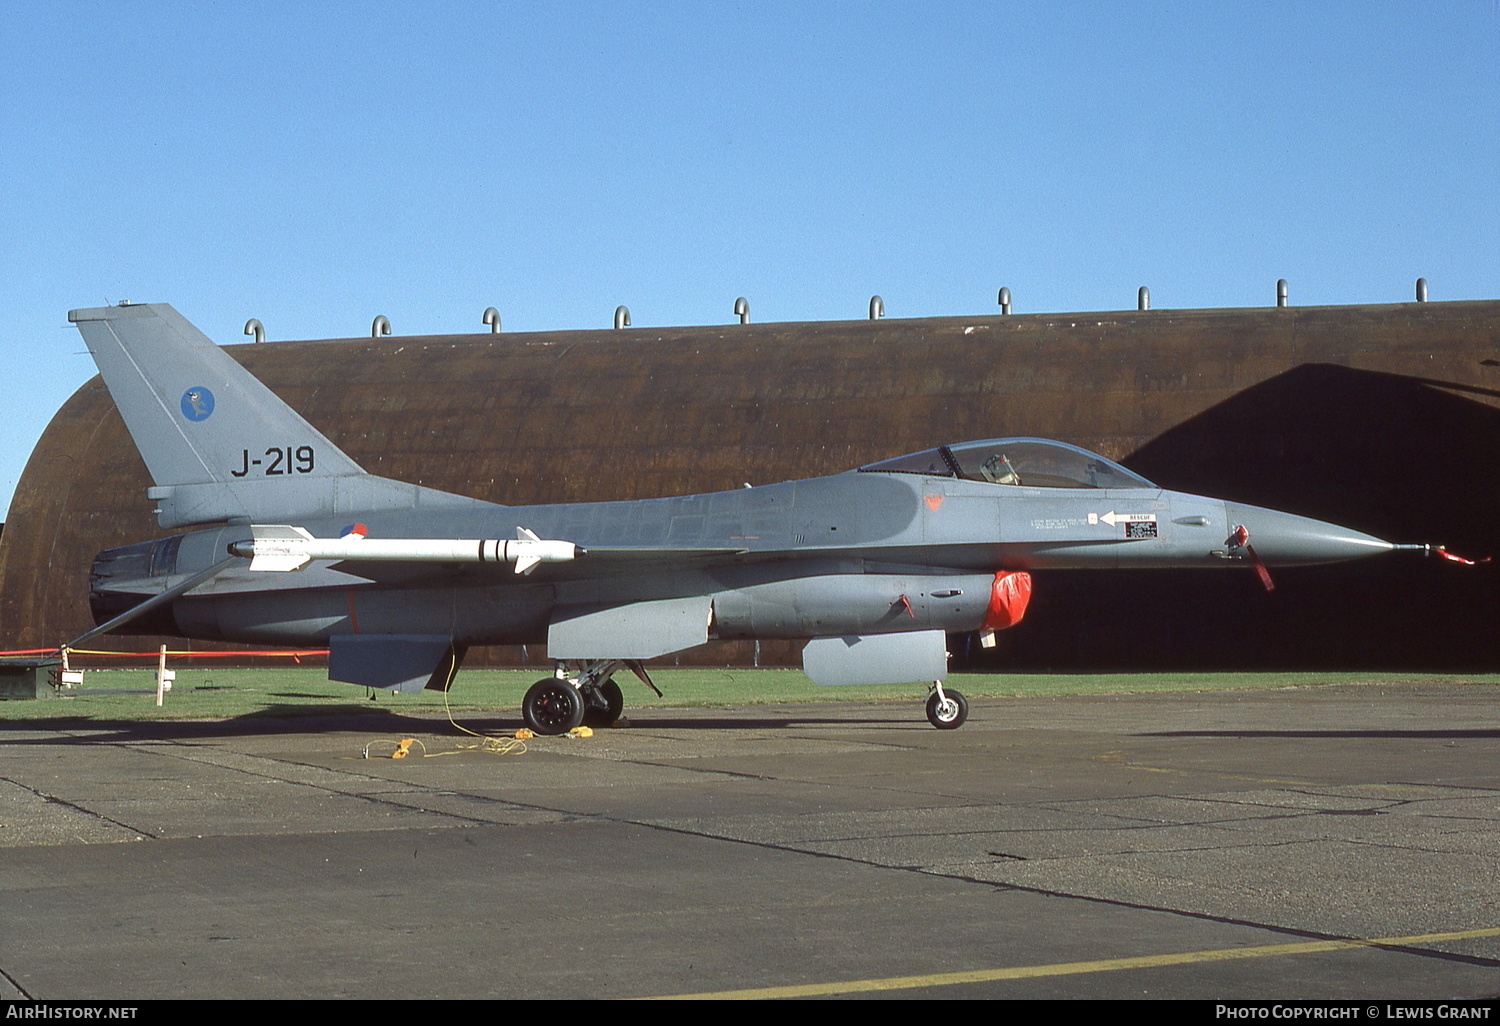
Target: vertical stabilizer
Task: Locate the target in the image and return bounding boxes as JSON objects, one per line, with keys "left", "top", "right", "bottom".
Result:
{"left": 70, "top": 302, "right": 485, "bottom": 527}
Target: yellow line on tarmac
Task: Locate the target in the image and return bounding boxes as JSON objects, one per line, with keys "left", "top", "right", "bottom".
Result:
{"left": 643, "top": 925, "right": 1500, "bottom": 1000}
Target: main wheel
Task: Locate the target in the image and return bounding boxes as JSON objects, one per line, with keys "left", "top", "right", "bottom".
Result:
{"left": 925, "top": 688, "right": 968, "bottom": 730}
{"left": 523, "top": 678, "right": 586, "bottom": 735}
{"left": 581, "top": 678, "right": 624, "bottom": 728}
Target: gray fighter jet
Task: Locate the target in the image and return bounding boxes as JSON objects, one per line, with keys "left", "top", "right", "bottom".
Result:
{"left": 71, "top": 302, "right": 1401, "bottom": 731}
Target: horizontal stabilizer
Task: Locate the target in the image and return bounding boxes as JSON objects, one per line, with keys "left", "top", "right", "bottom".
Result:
{"left": 803, "top": 630, "right": 948, "bottom": 686}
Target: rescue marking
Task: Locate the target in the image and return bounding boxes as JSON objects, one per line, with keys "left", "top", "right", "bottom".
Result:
{"left": 923, "top": 495, "right": 944, "bottom": 512}
{"left": 1089, "top": 510, "right": 1160, "bottom": 537}
{"left": 1089, "top": 511, "right": 1156, "bottom": 527}
{"left": 643, "top": 925, "right": 1500, "bottom": 1000}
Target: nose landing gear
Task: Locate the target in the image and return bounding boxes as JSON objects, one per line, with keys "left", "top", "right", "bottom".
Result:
{"left": 925, "top": 682, "right": 968, "bottom": 729}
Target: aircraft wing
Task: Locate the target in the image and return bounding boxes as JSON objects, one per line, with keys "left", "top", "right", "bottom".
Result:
{"left": 572, "top": 545, "right": 752, "bottom": 560}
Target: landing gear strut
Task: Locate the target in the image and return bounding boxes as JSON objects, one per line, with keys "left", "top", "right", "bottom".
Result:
{"left": 523, "top": 660, "right": 650, "bottom": 735}
{"left": 925, "top": 681, "right": 968, "bottom": 729}
{"left": 571, "top": 660, "right": 626, "bottom": 729}
{"left": 582, "top": 678, "right": 623, "bottom": 728}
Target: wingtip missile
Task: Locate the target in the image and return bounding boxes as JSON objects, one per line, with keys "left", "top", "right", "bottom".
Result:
{"left": 229, "top": 525, "right": 577, "bottom": 574}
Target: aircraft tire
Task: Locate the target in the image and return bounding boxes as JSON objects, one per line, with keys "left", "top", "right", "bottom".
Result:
{"left": 581, "top": 679, "right": 624, "bottom": 728}
{"left": 523, "top": 678, "right": 586, "bottom": 735}
{"left": 925, "top": 688, "right": 968, "bottom": 730}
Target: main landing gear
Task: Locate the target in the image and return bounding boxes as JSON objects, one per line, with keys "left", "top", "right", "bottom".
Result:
{"left": 583, "top": 678, "right": 624, "bottom": 728}
{"left": 522, "top": 677, "right": 584, "bottom": 735}
{"left": 521, "top": 664, "right": 968, "bottom": 733}
{"left": 522, "top": 660, "right": 654, "bottom": 736}
{"left": 925, "top": 681, "right": 968, "bottom": 730}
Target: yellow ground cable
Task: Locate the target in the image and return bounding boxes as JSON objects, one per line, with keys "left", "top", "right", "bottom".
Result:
{"left": 357, "top": 684, "right": 536, "bottom": 759}
{"left": 436, "top": 679, "right": 529, "bottom": 754}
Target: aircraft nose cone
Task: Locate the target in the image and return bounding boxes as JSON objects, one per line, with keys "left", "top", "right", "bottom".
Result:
{"left": 1224, "top": 502, "right": 1393, "bottom": 566}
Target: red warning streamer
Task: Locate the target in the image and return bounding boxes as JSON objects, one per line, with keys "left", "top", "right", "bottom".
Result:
{"left": 1230, "top": 525, "right": 1275, "bottom": 592}
{"left": 1433, "top": 548, "right": 1491, "bottom": 566}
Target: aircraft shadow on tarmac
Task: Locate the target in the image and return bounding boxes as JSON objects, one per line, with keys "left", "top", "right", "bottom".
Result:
{"left": 0, "top": 706, "right": 915, "bottom": 743}
{"left": 0, "top": 707, "right": 454, "bottom": 743}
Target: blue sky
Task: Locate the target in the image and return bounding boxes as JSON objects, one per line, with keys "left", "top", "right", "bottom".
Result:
{"left": 2, "top": 2, "right": 1498, "bottom": 519}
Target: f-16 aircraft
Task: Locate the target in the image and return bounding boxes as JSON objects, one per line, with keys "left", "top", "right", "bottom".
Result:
{"left": 71, "top": 302, "right": 1404, "bottom": 731}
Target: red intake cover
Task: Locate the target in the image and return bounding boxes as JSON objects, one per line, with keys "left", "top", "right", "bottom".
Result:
{"left": 983, "top": 571, "right": 1032, "bottom": 630}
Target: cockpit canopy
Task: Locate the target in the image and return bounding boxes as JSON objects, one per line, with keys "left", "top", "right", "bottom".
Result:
{"left": 859, "top": 438, "right": 1156, "bottom": 490}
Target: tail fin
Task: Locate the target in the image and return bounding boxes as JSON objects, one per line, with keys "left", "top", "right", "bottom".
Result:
{"left": 70, "top": 302, "right": 485, "bottom": 528}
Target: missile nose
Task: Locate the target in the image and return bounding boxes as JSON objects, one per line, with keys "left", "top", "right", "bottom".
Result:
{"left": 1223, "top": 502, "right": 1393, "bottom": 566}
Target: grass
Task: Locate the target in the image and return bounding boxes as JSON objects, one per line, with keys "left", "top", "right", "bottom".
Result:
{"left": 2, "top": 666, "right": 1497, "bottom": 723}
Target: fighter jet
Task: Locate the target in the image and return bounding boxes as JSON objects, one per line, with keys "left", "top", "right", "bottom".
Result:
{"left": 71, "top": 302, "right": 1404, "bottom": 731}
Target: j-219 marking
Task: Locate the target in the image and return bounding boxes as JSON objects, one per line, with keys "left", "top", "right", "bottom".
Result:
{"left": 230, "top": 446, "right": 315, "bottom": 478}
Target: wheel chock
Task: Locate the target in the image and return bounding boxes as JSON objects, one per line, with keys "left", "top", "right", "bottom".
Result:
{"left": 362, "top": 738, "right": 425, "bottom": 759}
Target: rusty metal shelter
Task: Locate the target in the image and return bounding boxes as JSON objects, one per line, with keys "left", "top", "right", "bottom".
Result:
{"left": 3, "top": 300, "right": 1498, "bottom": 670}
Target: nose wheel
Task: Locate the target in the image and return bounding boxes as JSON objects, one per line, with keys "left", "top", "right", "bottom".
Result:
{"left": 925, "top": 683, "right": 968, "bottom": 729}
